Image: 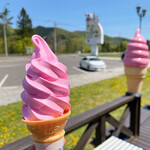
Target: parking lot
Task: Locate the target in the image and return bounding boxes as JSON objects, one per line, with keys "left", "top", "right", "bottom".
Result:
{"left": 0, "top": 54, "right": 124, "bottom": 105}
{"left": 0, "top": 54, "right": 123, "bottom": 87}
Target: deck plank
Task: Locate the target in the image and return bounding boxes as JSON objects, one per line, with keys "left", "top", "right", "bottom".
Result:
{"left": 129, "top": 115, "right": 150, "bottom": 150}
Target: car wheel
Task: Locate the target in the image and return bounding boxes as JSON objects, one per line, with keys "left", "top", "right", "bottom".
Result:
{"left": 87, "top": 65, "right": 90, "bottom": 71}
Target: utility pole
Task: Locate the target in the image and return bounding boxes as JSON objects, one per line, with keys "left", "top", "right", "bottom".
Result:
{"left": 3, "top": 15, "right": 8, "bottom": 57}
{"left": 54, "top": 22, "right": 57, "bottom": 54}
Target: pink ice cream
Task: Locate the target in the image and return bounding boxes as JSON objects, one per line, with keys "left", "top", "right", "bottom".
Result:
{"left": 123, "top": 29, "right": 149, "bottom": 68}
{"left": 21, "top": 35, "right": 71, "bottom": 121}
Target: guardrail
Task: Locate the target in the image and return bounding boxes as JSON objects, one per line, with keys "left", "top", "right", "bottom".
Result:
{"left": 0, "top": 93, "right": 141, "bottom": 150}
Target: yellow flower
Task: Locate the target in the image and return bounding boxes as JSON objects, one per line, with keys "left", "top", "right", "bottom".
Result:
{"left": 11, "top": 112, "right": 16, "bottom": 115}
{"left": 11, "top": 118, "right": 15, "bottom": 121}
{"left": 112, "top": 84, "right": 120, "bottom": 89}
{"left": 141, "top": 103, "right": 144, "bottom": 107}
{"left": 69, "top": 134, "right": 79, "bottom": 146}
{"left": 5, "top": 133, "right": 10, "bottom": 138}
{"left": 3, "top": 135, "right": 6, "bottom": 139}
{"left": 2, "top": 127, "right": 7, "bottom": 132}
{"left": 13, "top": 133, "right": 15, "bottom": 136}
{"left": 0, "top": 142, "right": 4, "bottom": 146}
{"left": 6, "top": 113, "right": 10, "bottom": 117}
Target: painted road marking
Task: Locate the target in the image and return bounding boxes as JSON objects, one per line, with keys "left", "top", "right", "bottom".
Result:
{"left": 72, "top": 66, "right": 88, "bottom": 74}
{"left": 0, "top": 64, "right": 24, "bottom": 68}
{"left": 0, "top": 74, "right": 9, "bottom": 87}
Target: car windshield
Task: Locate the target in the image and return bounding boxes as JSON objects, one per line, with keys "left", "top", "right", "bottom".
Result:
{"left": 89, "top": 58, "right": 100, "bottom": 61}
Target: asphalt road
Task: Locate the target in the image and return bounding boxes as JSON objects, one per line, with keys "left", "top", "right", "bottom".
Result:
{"left": 0, "top": 54, "right": 124, "bottom": 106}
{"left": 0, "top": 54, "right": 123, "bottom": 87}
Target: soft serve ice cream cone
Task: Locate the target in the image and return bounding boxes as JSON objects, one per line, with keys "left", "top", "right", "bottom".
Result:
{"left": 123, "top": 29, "right": 149, "bottom": 94}
{"left": 21, "top": 35, "right": 71, "bottom": 150}
{"left": 22, "top": 111, "right": 70, "bottom": 150}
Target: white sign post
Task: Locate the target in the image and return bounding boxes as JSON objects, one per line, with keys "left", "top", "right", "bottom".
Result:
{"left": 86, "top": 13, "right": 104, "bottom": 56}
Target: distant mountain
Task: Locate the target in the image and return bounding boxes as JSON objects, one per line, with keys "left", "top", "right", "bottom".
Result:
{"left": 34, "top": 26, "right": 86, "bottom": 39}
{"left": 34, "top": 26, "right": 129, "bottom": 48}
{"left": 104, "top": 35, "right": 129, "bottom": 47}
{"left": 0, "top": 24, "right": 129, "bottom": 47}
{"left": 0, "top": 24, "right": 130, "bottom": 54}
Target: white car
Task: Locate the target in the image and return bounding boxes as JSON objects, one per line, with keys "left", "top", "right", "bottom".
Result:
{"left": 80, "top": 56, "right": 106, "bottom": 71}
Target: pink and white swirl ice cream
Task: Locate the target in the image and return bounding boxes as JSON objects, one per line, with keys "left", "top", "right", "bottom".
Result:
{"left": 123, "top": 28, "right": 149, "bottom": 68}
{"left": 21, "top": 35, "right": 71, "bottom": 121}
{"left": 123, "top": 29, "right": 149, "bottom": 94}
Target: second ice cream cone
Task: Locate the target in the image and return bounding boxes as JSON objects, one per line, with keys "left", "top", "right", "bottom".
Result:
{"left": 123, "top": 29, "right": 149, "bottom": 94}
{"left": 124, "top": 66, "right": 147, "bottom": 93}
{"left": 22, "top": 110, "right": 70, "bottom": 143}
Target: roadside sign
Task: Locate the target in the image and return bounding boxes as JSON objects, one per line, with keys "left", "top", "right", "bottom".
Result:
{"left": 86, "top": 13, "right": 104, "bottom": 45}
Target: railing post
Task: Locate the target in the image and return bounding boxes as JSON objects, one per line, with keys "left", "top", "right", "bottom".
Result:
{"left": 95, "top": 116, "right": 106, "bottom": 143}
{"left": 128, "top": 93, "right": 141, "bottom": 136}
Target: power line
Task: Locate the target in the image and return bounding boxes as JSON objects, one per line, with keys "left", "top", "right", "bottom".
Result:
{"left": 32, "top": 19, "right": 85, "bottom": 28}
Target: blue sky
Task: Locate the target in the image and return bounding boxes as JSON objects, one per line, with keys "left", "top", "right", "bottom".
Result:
{"left": 0, "top": 0, "right": 150, "bottom": 40}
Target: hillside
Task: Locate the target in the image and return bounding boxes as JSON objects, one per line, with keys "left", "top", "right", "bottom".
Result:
{"left": 34, "top": 26, "right": 129, "bottom": 48}
{"left": 34, "top": 26, "right": 86, "bottom": 39}
{"left": 0, "top": 24, "right": 130, "bottom": 54}
{"left": 104, "top": 35, "right": 129, "bottom": 47}
{"left": 0, "top": 23, "right": 129, "bottom": 47}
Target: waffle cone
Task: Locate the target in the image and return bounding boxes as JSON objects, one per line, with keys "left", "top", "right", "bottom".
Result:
{"left": 124, "top": 66, "right": 147, "bottom": 93}
{"left": 22, "top": 110, "right": 71, "bottom": 143}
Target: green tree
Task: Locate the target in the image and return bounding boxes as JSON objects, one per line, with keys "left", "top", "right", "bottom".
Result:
{"left": 0, "top": 8, "right": 13, "bottom": 26}
{"left": 69, "top": 38, "right": 84, "bottom": 53}
{"left": 0, "top": 8, "right": 13, "bottom": 54}
{"left": 120, "top": 41, "right": 128, "bottom": 52}
{"left": 16, "top": 8, "right": 33, "bottom": 39}
{"left": 101, "top": 42, "right": 107, "bottom": 52}
{"left": 101, "top": 42, "right": 112, "bottom": 52}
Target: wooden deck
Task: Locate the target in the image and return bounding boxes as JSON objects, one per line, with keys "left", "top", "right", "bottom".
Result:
{"left": 128, "top": 115, "right": 150, "bottom": 150}
{"left": 106, "top": 107, "right": 150, "bottom": 150}
{"left": 125, "top": 107, "right": 150, "bottom": 150}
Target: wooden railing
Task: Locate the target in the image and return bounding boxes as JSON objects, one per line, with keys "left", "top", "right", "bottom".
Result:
{"left": 0, "top": 93, "right": 141, "bottom": 150}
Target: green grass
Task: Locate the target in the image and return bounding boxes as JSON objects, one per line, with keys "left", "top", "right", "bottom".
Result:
{"left": 98, "top": 52, "right": 150, "bottom": 59}
{"left": 1, "top": 69, "right": 150, "bottom": 149}
{"left": 99, "top": 53, "right": 122, "bottom": 58}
